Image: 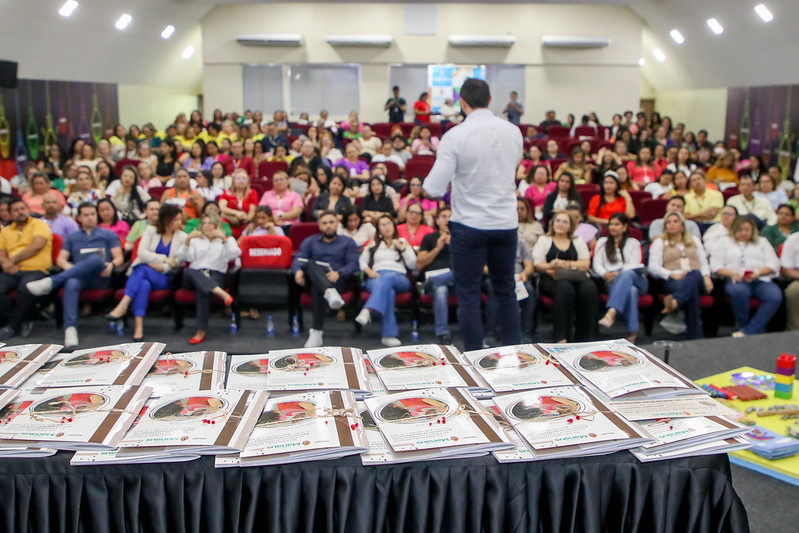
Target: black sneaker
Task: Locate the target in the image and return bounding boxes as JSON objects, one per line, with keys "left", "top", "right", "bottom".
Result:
{"left": 20, "top": 321, "right": 33, "bottom": 338}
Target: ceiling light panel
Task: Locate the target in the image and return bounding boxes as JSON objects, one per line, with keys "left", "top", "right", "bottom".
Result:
{"left": 59, "top": 0, "right": 78, "bottom": 18}
{"left": 115, "top": 14, "right": 132, "bottom": 31}
{"left": 755, "top": 4, "right": 774, "bottom": 22}
{"left": 669, "top": 29, "right": 685, "bottom": 44}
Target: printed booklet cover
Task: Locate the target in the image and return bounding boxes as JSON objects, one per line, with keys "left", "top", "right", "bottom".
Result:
{"left": 38, "top": 342, "right": 165, "bottom": 388}
{"left": 142, "top": 351, "right": 226, "bottom": 397}
{"left": 0, "top": 344, "right": 63, "bottom": 389}
{"left": 366, "top": 345, "right": 487, "bottom": 393}
{"left": 461, "top": 344, "right": 578, "bottom": 393}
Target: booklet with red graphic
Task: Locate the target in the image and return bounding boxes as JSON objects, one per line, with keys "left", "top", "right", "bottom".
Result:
{"left": 0, "top": 344, "right": 63, "bottom": 389}
{"left": 142, "top": 351, "right": 226, "bottom": 398}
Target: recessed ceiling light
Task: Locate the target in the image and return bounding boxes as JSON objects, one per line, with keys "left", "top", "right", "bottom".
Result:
{"left": 59, "top": 0, "right": 78, "bottom": 18}
{"left": 707, "top": 18, "right": 724, "bottom": 35}
{"left": 755, "top": 4, "right": 773, "bottom": 22}
{"left": 669, "top": 29, "right": 685, "bottom": 44}
{"left": 181, "top": 46, "right": 195, "bottom": 60}
{"left": 638, "top": 57, "right": 646, "bottom": 66}
{"left": 161, "top": 25, "right": 175, "bottom": 40}
{"left": 115, "top": 14, "right": 132, "bottom": 31}
{"left": 652, "top": 48, "right": 666, "bottom": 62}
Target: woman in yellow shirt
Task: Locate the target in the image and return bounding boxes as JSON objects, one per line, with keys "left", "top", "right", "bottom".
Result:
{"left": 706, "top": 150, "right": 738, "bottom": 184}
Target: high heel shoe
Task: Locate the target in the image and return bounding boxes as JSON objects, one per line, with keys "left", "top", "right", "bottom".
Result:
{"left": 189, "top": 333, "right": 206, "bottom": 345}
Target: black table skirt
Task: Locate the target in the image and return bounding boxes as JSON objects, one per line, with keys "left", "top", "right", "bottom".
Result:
{"left": 0, "top": 451, "right": 749, "bottom": 533}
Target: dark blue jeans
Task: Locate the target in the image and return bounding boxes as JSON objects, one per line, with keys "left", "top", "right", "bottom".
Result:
{"left": 725, "top": 279, "right": 782, "bottom": 335}
{"left": 449, "top": 222, "right": 521, "bottom": 351}
{"left": 663, "top": 270, "right": 704, "bottom": 340}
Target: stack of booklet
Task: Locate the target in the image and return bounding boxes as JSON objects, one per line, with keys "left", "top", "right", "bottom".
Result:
{"left": 366, "top": 344, "right": 491, "bottom": 397}
{"left": 538, "top": 340, "right": 750, "bottom": 461}
{"left": 216, "top": 391, "right": 367, "bottom": 467}
{"left": 360, "top": 387, "right": 513, "bottom": 463}
{"left": 0, "top": 344, "right": 63, "bottom": 389}
{"left": 739, "top": 426, "right": 799, "bottom": 460}
{"left": 36, "top": 342, "right": 165, "bottom": 388}
{"left": 0, "top": 385, "right": 152, "bottom": 451}
{"left": 227, "top": 347, "right": 372, "bottom": 397}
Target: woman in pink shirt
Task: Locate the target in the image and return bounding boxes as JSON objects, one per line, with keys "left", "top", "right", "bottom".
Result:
{"left": 629, "top": 146, "right": 658, "bottom": 185}
{"left": 523, "top": 165, "right": 556, "bottom": 219}
{"left": 397, "top": 204, "right": 434, "bottom": 250}
{"left": 258, "top": 171, "right": 304, "bottom": 228}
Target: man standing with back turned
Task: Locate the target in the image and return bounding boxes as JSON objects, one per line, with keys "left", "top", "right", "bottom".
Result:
{"left": 423, "top": 78, "right": 523, "bottom": 350}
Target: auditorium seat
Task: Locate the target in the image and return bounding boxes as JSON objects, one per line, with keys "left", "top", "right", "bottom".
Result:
{"left": 637, "top": 198, "right": 669, "bottom": 227}
{"left": 236, "top": 235, "right": 294, "bottom": 327}
{"left": 258, "top": 160, "right": 288, "bottom": 180}
{"left": 404, "top": 157, "right": 436, "bottom": 180}
{"left": 288, "top": 222, "right": 322, "bottom": 251}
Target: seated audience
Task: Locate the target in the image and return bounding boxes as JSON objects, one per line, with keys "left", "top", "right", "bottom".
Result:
{"left": 417, "top": 207, "right": 454, "bottom": 344}
{"left": 194, "top": 170, "right": 223, "bottom": 202}
{"left": 542, "top": 172, "right": 582, "bottom": 225}
{"left": 703, "top": 205, "right": 738, "bottom": 257}
{"left": 177, "top": 212, "right": 240, "bottom": 344}
{"left": 355, "top": 215, "right": 416, "bottom": 347}
{"left": 106, "top": 165, "right": 151, "bottom": 224}
{"left": 184, "top": 201, "right": 232, "bottom": 237}
{"left": 311, "top": 175, "right": 352, "bottom": 221}
{"left": 629, "top": 146, "right": 658, "bottom": 185}
{"left": 22, "top": 173, "right": 66, "bottom": 216}
{"left": 218, "top": 169, "right": 258, "bottom": 237}
{"left": 410, "top": 126, "right": 439, "bottom": 156}
{"left": 644, "top": 170, "right": 674, "bottom": 199}
{"left": 595, "top": 213, "right": 647, "bottom": 343}
{"left": 336, "top": 207, "right": 374, "bottom": 248}
{"left": 96, "top": 198, "right": 130, "bottom": 242}
{"left": 361, "top": 177, "right": 397, "bottom": 224}
{"left": 761, "top": 204, "right": 799, "bottom": 252}
{"left": 522, "top": 165, "right": 556, "bottom": 218}
{"left": 397, "top": 203, "right": 434, "bottom": 250}
{"left": 335, "top": 144, "right": 370, "bottom": 182}
{"left": 565, "top": 203, "right": 598, "bottom": 250}
{"left": 710, "top": 215, "right": 782, "bottom": 337}
{"left": 258, "top": 171, "right": 304, "bottom": 229}
{"left": 27, "top": 203, "right": 123, "bottom": 348}
{"left": 398, "top": 176, "right": 439, "bottom": 224}
{"left": 726, "top": 174, "right": 777, "bottom": 226}
{"left": 160, "top": 168, "right": 204, "bottom": 222}
{"left": 0, "top": 199, "right": 53, "bottom": 340}
{"left": 554, "top": 147, "right": 593, "bottom": 184}
{"left": 126, "top": 199, "right": 162, "bottom": 252}
{"left": 684, "top": 170, "right": 723, "bottom": 226}
{"left": 229, "top": 140, "right": 256, "bottom": 179}
{"left": 532, "top": 210, "right": 598, "bottom": 343}
{"left": 106, "top": 204, "right": 187, "bottom": 340}
{"left": 780, "top": 232, "right": 799, "bottom": 330}
{"left": 516, "top": 198, "right": 544, "bottom": 252}
{"left": 587, "top": 171, "right": 634, "bottom": 226}
{"left": 649, "top": 195, "right": 701, "bottom": 241}
{"left": 706, "top": 150, "right": 738, "bottom": 185}
{"left": 42, "top": 193, "right": 79, "bottom": 239}
{"left": 755, "top": 172, "right": 789, "bottom": 211}
{"left": 648, "top": 211, "right": 713, "bottom": 340}
{"left": 240, "top": 206, "right": 284, "bottom": 238}
{"left": 293, "top": 210, "right": 360, "bottom": 348}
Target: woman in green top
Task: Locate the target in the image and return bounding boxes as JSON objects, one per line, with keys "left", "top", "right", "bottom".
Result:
{"left": 184, "top": 201, "right": 233, "bottom": 237}
{"left": 761, "top": 204, "right": 799, "bottom": 252}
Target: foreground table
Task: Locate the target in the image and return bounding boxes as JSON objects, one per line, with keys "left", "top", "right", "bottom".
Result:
{"left": 0, "top": 451, "right": 748, "bottom": 533}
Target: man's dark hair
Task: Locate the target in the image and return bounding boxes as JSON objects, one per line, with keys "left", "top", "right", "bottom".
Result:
{"left": 318, "top": 210, "right": 337, "bottom": 220}
{"left": 459, "top": 78, "right": 491, "bottom": 109}
{"left": 392, "top": 85, "right": 399, "bottom": 91}
{"left": 77, "top": 202, "right": 97, "bottom": 216}
{"left": 669, "top": 195, "right": 686, "bottom": 206}
{"left": 8, "top": 198, "right": 26, "bottom": 210}
{"left": 436, "top": 206, "right": 452, "bottom": 218}
{"left": 698, "top": 129, "right": 708, "bottom": 136}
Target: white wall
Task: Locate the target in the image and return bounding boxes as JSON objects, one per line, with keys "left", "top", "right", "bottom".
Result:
{"left": 118, "top": 85, "right": 201, "bottom": 129}
{"left": 200, "top": 2, "right": 643, "bottom": 122}
{"left": 654, "top": 88, "right": 728, "bottom": 141}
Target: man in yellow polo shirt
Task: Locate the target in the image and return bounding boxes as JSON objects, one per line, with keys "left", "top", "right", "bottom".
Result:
{"left": 684, "top": 169, "right": 724, "bottom": 228}
{"left": 0, "top": 198, "right": 53, "bottom": 340}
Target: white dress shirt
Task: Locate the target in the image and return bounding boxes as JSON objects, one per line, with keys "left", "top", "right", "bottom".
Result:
{"left": 709, "top": 235, "right": 780, "bottom": 281}
{"left": 592, "top": 237, "right": 643, "bottom": 276}
{"left": 359, "top": 239, "right": 417, "bottom": 273}
{"left": 648, "top": 237, "right": 711, "bottom": 279}
{"left": 178, "top": 235, "right": 241, "bottom": 273}
{"left": 424, "top": 108, "right": 523, "bottom": 230}
{"left": 780, "top": 232, "right": 799, "bottom": 270}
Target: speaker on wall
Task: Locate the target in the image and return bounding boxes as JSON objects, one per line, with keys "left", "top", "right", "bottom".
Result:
{"left": 0, "top": 60, "right": 18, "bottom": 89}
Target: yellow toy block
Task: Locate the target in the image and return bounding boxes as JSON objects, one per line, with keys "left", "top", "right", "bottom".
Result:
{"left": 775, "top": 374, "right": 795, "bottom": 386}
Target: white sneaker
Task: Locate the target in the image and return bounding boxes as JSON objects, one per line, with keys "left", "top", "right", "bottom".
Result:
{"left": 64, "top": 326, "right": 79, "bottom": 349}
{"left": 324, "top": 288, "right": 345, "bottom": 310}
{"left": 27, "top": 277, "right": 53, "bottom": 296}
{"left": 304, "top": 328, "right": 324, "bottom": 348}
{"left": 355, "top": 308, "right": 371, "bottom": 326}
{"left": 659, "top": 312, "right": 687, "bottom": 335}
{"left": 381, "top": 337, "right": 401, "bottom": 347}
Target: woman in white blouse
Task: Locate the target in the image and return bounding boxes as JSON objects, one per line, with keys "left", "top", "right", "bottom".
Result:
{"left": 178, "top": 212, "right": 241, "bottom": 344}
{"left": 649, "top": 211, "right": 713, "bottom": 339}
{"left": 595, "top": 213, "right": 647, "bottom": 343}
{"left": 710, "top": 215, "right": 782, "bottom": 337}
{"left": 355, "top": 215, "right": 417, "bottom": 347}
